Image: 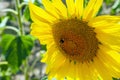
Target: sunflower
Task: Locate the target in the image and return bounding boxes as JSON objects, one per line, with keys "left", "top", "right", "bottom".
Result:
{"left": 29, "top": 0, "right": 120, "bottom": 80}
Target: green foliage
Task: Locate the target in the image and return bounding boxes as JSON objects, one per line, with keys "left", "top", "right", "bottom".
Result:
{"left": 104, "top": 0, "right": 114, "bottom": 5}
{"left": 112, "top": 77, "right": 120, "bottom": 80}
{"left": 34, "top": 0, "right": 43, "bottom": 7}
{"left": 41, "top": 76, "right": 48, "bottom": 80}
{"left": 24, "top": 6, "right": 30, "bottom": 20}
{"left": 0, "top": 62, "right": 8, "bottom": 71}
{"left": 111, "top": 0, "right": 120, "bottom": 15}
{"left": 0, "top": 35, "right": 15, "bottom": 53}
{"left": 0, "top": 17, "right": 9, "bottom": 28}
{"left": 104, "top": 0, "right": 120, "bottom": 15}
{"left": 41, "top": 45, "right": 47, "bottom": 51}
{"left": 1, "top": 34, "right": 34, "bottom": 73}
{"left": 0, "top": 17, "right": 9, "bottom": 34}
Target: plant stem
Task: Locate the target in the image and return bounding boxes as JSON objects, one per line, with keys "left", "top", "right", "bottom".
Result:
{"left": 2, "top": 9, "right": 18, "bottom": 15}
{"left": 6, "top": 26, "right": 20, "bottom": 35}
{"left": 24, "top": 58, "right": 29, "bottom": 80}
{"left": 15, "top": 0, "right": 24, "bottom": 35}
{"left": 30, "top": 56, "right": 40, "bottom": 71}
{"left": 0, "top": 61, "right": 8, "bottom": 65}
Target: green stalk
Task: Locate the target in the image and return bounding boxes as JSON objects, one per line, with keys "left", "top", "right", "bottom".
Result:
{"left": 24, "top": 59, "right": 29, "bottom": 80}
{"left": 0, "top": 61, "right": 8, "bottom": 65}
{"left": 15, "top": 0, "right": 24, "bottom": 35}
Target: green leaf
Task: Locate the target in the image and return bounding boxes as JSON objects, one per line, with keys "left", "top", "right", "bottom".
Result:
{"left": 0, "top": 34, "right": 16, "bottom": 53}
{"left": 0, "top": 62, "right": 8, "bottom": 71}
{"left": 41, "top": 45, "right": 46, "bottom": 51}
{"left": 1, "top": 35, "right": 34, "bottom": 72}
{"left": 84, "top": 0, "right": 89, "bottom": 7}
{"left": 24, "top": 6, "right": 30, "bottom": 20}
{"left": 0, "top": 17, "right": 9, "bottom": 34}
{"left": 112, "top": 77, "right": 120, "bottom": 80}
{"left": 41, "top": 76, "right": 48, "bottom": 80}
{"left": 0, "top": 16, "right": 9, "bottom": 28}
{"left": 112, "top": 0, "right": 120, "bottom": 9}
{"left": 34, "top": 0, "right": 44, "bottom": 8}
{"left": 111, "top": 0, "right": 120, "bottom": 15}
{"left": 104, "top": 0, "right": 114, "bottom": 5}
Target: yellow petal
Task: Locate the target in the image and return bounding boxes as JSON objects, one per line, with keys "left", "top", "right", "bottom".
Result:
{"left": 97, "top": 47, "right": 120, "bottom": 78}
{"left": 77, "top": 63, "right": 85, "bottom": 80}
{"left": 83, "top": 0, "right": 103, "bottom": 21}
{"left": 50, "top": 58, "right": 69, "bottom": 79}
{"left": 89, "top": 16, "right": 120, "bottom": 50}
{"left": 87, "top": 62, "right": 100, "bottom": 80}
{"left": 42, "top": 0, "right": 60, "bottom": 19}
{"left": 67, "top": 62, "right": 76, "bottom": 78}
{"left": 41, "top": 44, "right": 57, "bottom": 75}
{"left": 30, "top": 23, "right": 53, "bottom": 44}
{"left": 66, "top": 0, "right": 75, "bottom": 17}
{"left": 29, "top": 2, "right": 56, "bottom": 23}
{"left": 80, "top": 62, "right": 96, "bottom": 80}
{"left": 52, "top": 54, "right": 66, "bottom": 71}
{"left": 41, "top": 42, "right": 56, "bottom": 62}
{"left": 95, "top": 30, "right": 120, "bottom": 47}
{"left": 89, "top": 16, "right": 120, "bottom": 37}
{"left": 75, "top": 0, "right": 84, "bottom": 18}
{"left": 100, "top": 45, "right": 120, "bottom": 64}
{"left": 93, "top": 57, "right": 113, "bottom": 80}
{"left": 52, "top": 0, "right": 68, "bottom": 18}
{"left": 88, "top": 15, "right": 120, "bottom": 29}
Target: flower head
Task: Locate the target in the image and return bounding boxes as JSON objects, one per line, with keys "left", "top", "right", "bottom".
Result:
{"left": 29, "top": 0, "right": 120, "bottom": 80}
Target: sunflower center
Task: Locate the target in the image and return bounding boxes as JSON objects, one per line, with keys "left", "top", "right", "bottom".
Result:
{"left": 52, "top": 19, "right": 99, "bottom": 62}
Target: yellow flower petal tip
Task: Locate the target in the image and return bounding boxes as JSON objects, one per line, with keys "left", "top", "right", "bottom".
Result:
{"left": 29, "top": 0, "right": 120, "bottom": 80}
